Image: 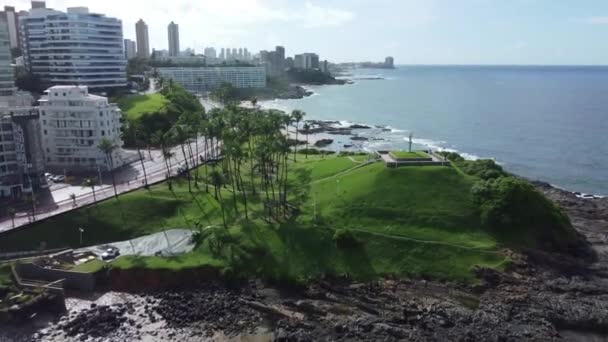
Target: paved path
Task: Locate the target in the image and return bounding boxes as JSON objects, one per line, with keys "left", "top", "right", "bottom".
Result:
{"left": 76, "top": 229, "right": 195, "bottom": 258}
{"left": 0, "top": 138, "right": 220, "bottom": 233}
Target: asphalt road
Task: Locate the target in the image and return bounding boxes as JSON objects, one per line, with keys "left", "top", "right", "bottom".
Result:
{"left": 0, "top": 137, "right": 219, "bottom": 233}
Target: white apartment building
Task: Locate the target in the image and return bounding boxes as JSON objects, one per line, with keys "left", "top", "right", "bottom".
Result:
{"left": 19, "top": 7, "right": 127, "bottom": 89}
{"left": 157, "top": 67, "right": 266, "bottom": 93}
{"left": 38, "top": 85, "right": 124, "bottom": 172}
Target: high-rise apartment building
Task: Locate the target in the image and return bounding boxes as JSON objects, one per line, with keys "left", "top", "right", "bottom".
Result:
{"left": 219, "top": 48, "right": 225, "bottom": 60}
{"left": 385, "top": 56, "right": 394, "bottom": 68}
{"left": 168, "top": 21, "right": 180, "bottom": 57}
{"left": 0, "top": 21, "right": 44, "bottom": 199}
{"left": 0, "top": 21, "right": 14, "bottom": 96}
{"left": 0, "top": 6, "right": 20, "bottom": 49}
{"left": 124, "top": 39, "right": 136, "bottom": 60}
{"left": 294, "top": 53, "right": 319, "bottom": 70}
{"left": 135, "top": 19, "right": 150, "bottom": 58}
{"left": 30, "top": 1, "right": 46, "bottom": 10}
{"left": 38, "top": 85, "right": 124, "bottom": 172}
{"left": 204, "top": 47, "right": 216, "bottom": 59}
{"left": 20, "top": 7, "right": 127, "bottom": 89}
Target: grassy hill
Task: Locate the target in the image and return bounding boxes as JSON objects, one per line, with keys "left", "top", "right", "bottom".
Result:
{"left": 0, "top": 155, "right": 575, "bottom": 283}
{"left": 117, "top": 94, "right": 169, "bottom": 120}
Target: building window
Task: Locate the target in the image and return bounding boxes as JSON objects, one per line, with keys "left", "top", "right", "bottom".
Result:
{"left": 63, "top": 93, "right": 66, "bottom": 96}
{"left": 101, "top": 130, "right": 105, "bottom": 136}
{"left": 100, "top": 111, "right": 103, "bottom": 117}
{"left": 44, "top": 130, "right": 47, "bottom": 135}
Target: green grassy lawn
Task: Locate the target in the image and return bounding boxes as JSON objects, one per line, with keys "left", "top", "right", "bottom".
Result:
{"left": 0, "top": 155, "right": 510, "bottom": 282}
{"left": 70, "top": 259, "right": 106, "bottom": 273}
{"left": 117, "top": 94, "right": 169, "bottom": 120}
{"left": 391, "top": 151, "right": 430, "bottom": 159}
{"left": 0, "top": 263, "right": 12, "bottom": 287}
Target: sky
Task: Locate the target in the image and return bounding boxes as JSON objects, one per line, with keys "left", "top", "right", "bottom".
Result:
{"left": 6, "top": 0, "right": 608, "bottom": 64}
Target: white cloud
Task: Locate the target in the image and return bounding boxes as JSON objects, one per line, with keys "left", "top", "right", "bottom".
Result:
{"left": 583, "top": 16, "right": 608, "bottom": 25}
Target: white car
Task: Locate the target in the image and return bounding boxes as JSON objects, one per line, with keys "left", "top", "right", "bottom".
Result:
{"left": 101, "top": 247, "right": 120, "bottom": 260}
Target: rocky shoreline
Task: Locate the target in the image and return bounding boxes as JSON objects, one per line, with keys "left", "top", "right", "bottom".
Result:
{"left": 1, "top": 183, "right": 607, "bottom": 341}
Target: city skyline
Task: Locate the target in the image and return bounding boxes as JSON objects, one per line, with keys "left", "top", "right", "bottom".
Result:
{"left": 4, "top": 0, "right": 608, "bottom": 65}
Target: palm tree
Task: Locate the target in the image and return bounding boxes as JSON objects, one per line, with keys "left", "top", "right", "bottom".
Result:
{"left": 130, "top": 122, "right": 149, "bottom": 188}
{"left": 83, "top": 178, "right": 97, "bottom": 203}
{"left": 291, "top": 110, "right": 305, "bottom": 162}
{"left": 98, "top": 138, "right": 119, "bottom": 198}
{"left": 70, "top": 193, "right": 77, "bottom": 207}
{"left": 27, "top": 194, "right": 36, "bottom": 222}
{"left": 209, "top": 170, "right": 227, "bottom": 228}
{"left": 303, "top": 122, "right": 311, "bottom": 159}
{"left": 7, "top": 208, "right": 16, "bottom": 228}
{"left": 171, "top": 124, "right": 192, "bottom": 193}
{"left": 151, "top": 130, "right": 174, "bottom": 181}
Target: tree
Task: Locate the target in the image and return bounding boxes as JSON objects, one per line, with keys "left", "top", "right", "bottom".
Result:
{"left": 291, "top": 110, "right": 305, "bottom": 162}
{"left": 8, "top": 208, "right": 16, "bottom": 228}
{"left": 171, "top": 124, "right": 192, "bottom": 193}
{"left": 98, "top": 138, "right": 119, "bottom": 198}
{"left": 211, "top": 82, "right": 237, "bottom": 105}
{"left": 209, "top": 170, "right": 227, "bottom": 228}
{"left": 83, "top": 178, "right": 97, "bottom": 203}
{"left": 129, "top": 121, "right": 149, "bottom": 188}
{"left": 302, "top": 122, "right": 311, "bottom": 159}
{"left": 27, "top": 194, "right": 37, "bottom": 222}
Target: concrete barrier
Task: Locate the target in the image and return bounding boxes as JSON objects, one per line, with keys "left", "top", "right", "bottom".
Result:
{"left": 14, "top": 262, "right": 97, "bottom": 291}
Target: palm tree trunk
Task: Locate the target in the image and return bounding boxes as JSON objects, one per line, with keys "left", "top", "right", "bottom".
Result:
{"left": 229, "top": 157, "right": 239, "bottom": 214}
{"left": 91, "top": 185, "right": 97, "bottom": 202}
{"left": 138, "top": 148, "right": 148, "bottom": 187}
{"left": 180, "top": 143, "right": 192, "bottom": 193}
{"left": 293, "top": 122, "right": 299, "bottom": 162}
{"left": 218, "top": 190, "right": 226, "bottom": 228}
{"left": 305, "top": 133, "right": 309, "bottom": 159}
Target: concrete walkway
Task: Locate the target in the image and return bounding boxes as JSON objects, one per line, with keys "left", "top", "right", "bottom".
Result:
{"left": 76, "top": 229, "right": 195, "bottom": 258}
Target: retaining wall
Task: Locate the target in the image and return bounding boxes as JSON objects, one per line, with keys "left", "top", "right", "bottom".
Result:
{"left": 14, "top": 262, "right": 97, "bottom": 291}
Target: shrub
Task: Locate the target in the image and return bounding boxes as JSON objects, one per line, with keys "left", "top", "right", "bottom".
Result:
{"left": 333, "top": 229, "right": 359, "bottom": 249}
{"left": 299, "top": 148, "right": 335, "bottom": 155}
{"left": 471, "top": 176, "right": 576, "bottom": 250}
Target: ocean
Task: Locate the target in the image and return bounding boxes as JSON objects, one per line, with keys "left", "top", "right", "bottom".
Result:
{"left": 260, "top": 66, "right": 608, "bottom": 196}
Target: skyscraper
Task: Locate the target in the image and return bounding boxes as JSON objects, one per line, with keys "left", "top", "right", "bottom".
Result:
{"left": 168, "top": 21, "right": 180, "bottom": 57}
{"left": 124, "top": 39, "right": 137, "bottom": 60}
{"left": 219, "top": 48, "right": 225, "bottom": 60}
{"left": 20, "top": 7, "right": 127, "bottom": 89}
{"left": 30, "top": 1, "right": 45, "bottom": 9}
{"left": 0, "top": 6, "right": 20, "bottom": 49}
{"left": 204, "top": 47, "right": 216, "bottom": 59}
{"left": 0, "top": 19, "right": 15, "bottom": 96}
{"left": 135, "top": 19, "right": 150, "bottom": 58}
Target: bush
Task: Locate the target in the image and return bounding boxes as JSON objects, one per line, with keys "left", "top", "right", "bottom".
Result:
{"left": 298, "top": 148, "right": 335, "bottom": 155}
{"left": 333, "top": 229, "right": 359, "bottom": 249}
{"left": 459, "top": 159, "right": 506, "bottom": 180}
{"left": 471, "top": 176, "right": 575, "bottom": 250}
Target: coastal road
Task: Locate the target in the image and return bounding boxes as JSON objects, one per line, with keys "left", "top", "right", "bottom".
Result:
{"left": 0, "top": 137, "right": 219, "bottom": 234}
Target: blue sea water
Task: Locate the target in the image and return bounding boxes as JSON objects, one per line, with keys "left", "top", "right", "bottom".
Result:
{"left": 261, "top": 66, "right": 608, "bottom": 196}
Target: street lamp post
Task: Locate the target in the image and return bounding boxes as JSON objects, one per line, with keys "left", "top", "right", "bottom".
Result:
{"left": 78, "top": 227, "right": 84, "bottom": 245}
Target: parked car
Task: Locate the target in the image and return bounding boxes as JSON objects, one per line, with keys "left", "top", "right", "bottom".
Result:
{"left": 52, "top": 175, "right": 66, "bottom": 182}
{"left": 101, "top": 247, "right": 120, "bottom": 260}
